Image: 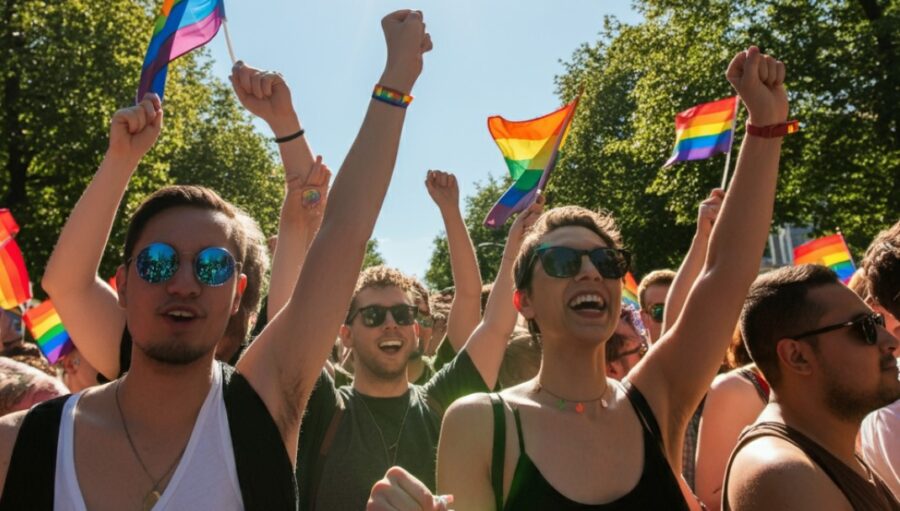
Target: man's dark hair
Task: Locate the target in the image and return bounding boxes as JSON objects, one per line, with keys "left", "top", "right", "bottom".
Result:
{"left": 740, "top": 264, "right": 840, "bottom": 388}
{"left": 862, "top": 220, "right": 900, "bottom": 319}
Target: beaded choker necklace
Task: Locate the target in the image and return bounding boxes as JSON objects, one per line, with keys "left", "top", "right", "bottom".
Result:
{"left": 533, "top": 382, "right": 610, "bottom": 414}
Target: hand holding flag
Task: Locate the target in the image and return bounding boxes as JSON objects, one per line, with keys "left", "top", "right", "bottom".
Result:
{"left": 107, "top": 94, "right": 163, "bottom": 164}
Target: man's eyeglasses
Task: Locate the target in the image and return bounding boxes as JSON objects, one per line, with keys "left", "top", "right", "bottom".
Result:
{"left": 610, "top": 340, "right": 648, "bottom": 363}
{"left": 648, "top": 303, "right": 664, "bottom": 323}
{"left": 530, "top": 245, "right": 631, "bottom": 281}
{"left": 128, "top": 242, "right": 240, "bottom": 287}
{"left": 347, "top": 304, "right": 418, "bottom": 328}
{"left": 417, "top": 314, "right": 435, "bottom": 328}
{"left": 790, "top": 313, "right": 885, "bottom": 346}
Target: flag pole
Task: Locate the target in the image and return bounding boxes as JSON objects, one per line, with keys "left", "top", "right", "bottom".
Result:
{"left": 223, "top": 18, "right": 237, "bottom": 64}
{"left": 720, "top": 97, "right": 741, "bottom": 190}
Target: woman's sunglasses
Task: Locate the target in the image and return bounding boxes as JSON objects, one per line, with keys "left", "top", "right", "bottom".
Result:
{"left": 347, "top": 304, "right": 419, "bottom": 328}
{"left": 129, "top": 242, "right": 239, "bottom": 287}
{"left": 533, "top": 245, "right": 631, "bottom": 280}
{"left": 790, "top": 313, "right": 885, "bottom": 346}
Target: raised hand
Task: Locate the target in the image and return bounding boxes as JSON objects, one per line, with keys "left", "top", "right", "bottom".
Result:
{"left": 508, "top": 193, "right": 545, "bottom": 248}
{"left": 726, "top": 46, "right": 788, "bottom": 127}
{"left": 107, "top": 93, "right": 163, "bottom": 163}
{"left": 285, "top": 155, "right": 332, "bottom": 231}
{"left": 425, "top": 170, "right": 460, "bottom": 211}
{"left": 380, "top": 10, "right": 433, "bottom": 93}
{"left": 697, "top": 188, "right": 725, "bottom": 238}
{"left": 230, "top": 61, "right": 297, "bottom": 133}
{"left": 367, "top": 466, "right": 453, "bottom": 511}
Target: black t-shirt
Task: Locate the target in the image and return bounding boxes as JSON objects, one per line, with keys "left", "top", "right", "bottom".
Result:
{"left": 296, "top": 349, "right": 487, "bottom": 511}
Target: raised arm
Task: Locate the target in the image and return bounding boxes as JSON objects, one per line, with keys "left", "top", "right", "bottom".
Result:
{"left": 426, "top": 170, "right": 482, "bottom": 351}
{"left": 41, "top": 95, "right": 163, "bottom": 380}
{"left": 631, "top": 46, "right": 788, "bottom": 463}
{"left": 463, "top": 197, "right": 543, "bottom": 390}
{"left": 236, "top": 10, "right": 433, "bottom": 462}
{"left": 228, "top": 63, "right": 324, "bottom": 322}
{"left": 661, "top": 189, "right": 723, "bottom": 335}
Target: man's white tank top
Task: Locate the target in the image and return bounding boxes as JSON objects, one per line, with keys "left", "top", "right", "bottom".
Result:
{"left": 53, "top": 364, "right": 243, "bottom": 510}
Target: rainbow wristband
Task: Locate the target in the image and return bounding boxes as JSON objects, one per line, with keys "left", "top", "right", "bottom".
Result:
{"left": 372, "top": 84, "right": 413, "bottom": 108}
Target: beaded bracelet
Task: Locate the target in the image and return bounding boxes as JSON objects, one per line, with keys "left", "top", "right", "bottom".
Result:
{"left": 372, "top": 84, "right": 413, "bottom": 108}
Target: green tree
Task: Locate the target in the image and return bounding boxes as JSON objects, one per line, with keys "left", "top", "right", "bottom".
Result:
{"left": 363, "top": 239, "right": 386, "bottom": 269}
{"left": 552, "top": 0, "right": 899, "bottom": 274}
{"left": 1, "top": 0, "right": 283, "bottom": 292}
{"left": 425, "top": 175, "right": 513, "bottom": 290}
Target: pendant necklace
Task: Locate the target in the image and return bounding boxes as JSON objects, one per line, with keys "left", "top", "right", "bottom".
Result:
{"left": 357, "top": 390, "right": 413, "bottom": 468}
{"left": 534, "top": 382, "right": 610, "bottom": 414}
{"left": 115, "top": 380, "right": 186, "bottom": 511}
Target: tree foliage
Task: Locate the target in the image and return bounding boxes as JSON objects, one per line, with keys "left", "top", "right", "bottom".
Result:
{"left": 550, "top": 0, "right": 899, "bottom": 275}
{"left": 425, "top": 175, "right": 513, "bottom": 290}
{"left": 363, "top": 239, "right": 386, "bottom": 270}
{"left": 0, "top": 0, "right": 283, "bottom": 292}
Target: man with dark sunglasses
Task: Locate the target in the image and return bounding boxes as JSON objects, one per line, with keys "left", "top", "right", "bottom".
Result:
{"left": 859, "top": 220, "right": 900, "bottom": 500}
{"left": 637, "top": 269, "right": 675, "bottom": 343}
{"left": 0, "top": 10, "right": 433, "bottom": 510}
{"left": 296, "top": 265, "right": 491, "bottom": 511}
{"left": 723, "top": 264, "right": 900, "bottom": 510}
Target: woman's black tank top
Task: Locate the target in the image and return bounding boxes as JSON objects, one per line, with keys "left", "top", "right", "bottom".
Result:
{"left": 489, "top": 381, "right": 691, "bottom": 510}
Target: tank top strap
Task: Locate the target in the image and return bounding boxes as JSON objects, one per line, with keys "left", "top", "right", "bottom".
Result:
{"left": 511, "top": 407, "right": 526, "bottom": 452}
{"left": 489, "top": 393, "right": 507, "bottom": 511}
{"left": 620, "top": 379, "right": 665, "bottom": 452}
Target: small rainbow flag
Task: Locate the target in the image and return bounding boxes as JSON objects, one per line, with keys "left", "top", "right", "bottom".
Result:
{"left": 484, "top": 95, "right": 580, "bottom": 228}
{"left": 0, "top": 209, "right": 19, "bottom": 245}
{"left": 622, "top": 272, "right": 640, "bottom": 309}
{"left": 23, "top": 300, "right": 73, "bottom": 364}
{"left": 664, "top": 96, "right": 738, "bottom": 167}
{"left": 0, "top": 238, "right": 31, "bottom": 310}
{"left": 793, "top": 233, "right": 856, "bottom": 284}
{"left": 137, "top": 0, "right": 226, "bottom": 102}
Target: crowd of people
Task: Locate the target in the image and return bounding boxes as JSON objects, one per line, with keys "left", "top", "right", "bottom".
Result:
{"left": 0, "top": 9, "right": 897, "bottom": 511}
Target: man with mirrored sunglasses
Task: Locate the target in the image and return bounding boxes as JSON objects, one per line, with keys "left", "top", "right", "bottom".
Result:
{"left": 637, "top": 269, "right": 676, "bottom": 344}
{"left": 723, "top": 264, "right": 900, "bottom": 510}
{"left": 0, "top": 10, "right": 434, "bottom": 510}
{"left": 296, "top": 265, "right": 492, "bottom": 511}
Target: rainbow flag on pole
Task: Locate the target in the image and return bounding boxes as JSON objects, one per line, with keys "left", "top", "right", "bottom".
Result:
{"left": 0, "top": 209, "right": 19, "bottom": 246}
{"left": 484, "top": 96, "right": 580, "bottom": 228}
{"left": 622, "top": 272, "right": 640, "bottom": 309}
{"left": 793, "top": 233, "right": 856, "bottom": 284}
{"left": 0, "top": 239, "right": 31, "bottom": 310}
{"left": 23, "top": 300, "right": 73, "bottom": 364}
{"left": 664, "top": 96, "right": 738, "bottom": 167}
{"left": 137, "top": 0, "right": 226, "bottom": 102}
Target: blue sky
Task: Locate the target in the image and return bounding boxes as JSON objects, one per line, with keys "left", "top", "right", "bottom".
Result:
{"left": 207, "top": 1, "right": 641, "bottom": 281}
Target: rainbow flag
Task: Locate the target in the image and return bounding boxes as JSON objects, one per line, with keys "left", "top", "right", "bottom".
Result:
{"left": 484, "top": 96, "right": 580, "bottom": 228}
{"left": 24, "top": 300, "right": 73, "bottom": 364}
{"left": 622, "top": 272, "right": 640, "bottom": 309}
{"left": 0, "top": 238, "right": 31, "bottom": 310}
{"left": 137, "top": 0, "right": 226, "bottom": 102}
{"left": 793, "top": 233, "right": 855, "bottom": 284}
{"left": 0, "top": 209, "right": 19, "bottom": 246}
{"left": 664, "top": 96, "right": 738, "bottom": 167}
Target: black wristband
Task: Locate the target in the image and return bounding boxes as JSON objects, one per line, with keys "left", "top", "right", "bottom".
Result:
{"left": 274, "top": 128, "right": 305, "bottom": 144}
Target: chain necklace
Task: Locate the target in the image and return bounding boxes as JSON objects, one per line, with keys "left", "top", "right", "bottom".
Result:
{"left": 356, "top": 389, "right": 413, "bottom": 468}
{"left": 534, "top": 382, "right": 610, "bottom": 414}
{"left": 114, "top": 380, "right": 187, "bottom": 511}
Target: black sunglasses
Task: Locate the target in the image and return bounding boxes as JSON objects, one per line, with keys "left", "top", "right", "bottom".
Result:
{"left": 611, "top": 340, "right": 648, "bottom": 363}
{"left": 532, "top": 245, "right": 631, "bottom": 281}
{"left": 347, "top": 304, "right": 419, "bottom": 328}
{"left": 790, "top": 313, "right": 885, "bottom": 346}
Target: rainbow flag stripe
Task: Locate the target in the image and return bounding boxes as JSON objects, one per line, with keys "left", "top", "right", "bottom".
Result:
{"left": 0, "top": 209, "right": 18, "bottom": 245}
{"left": 623, "top": 272, "right": 640, "bottom": 309}
{"left": 484, "top": 96, "right": 580, "bottom": 228}
{"left": 0, "top": 238, "right": 31, "bottom": 310}
{"left": 664, "top": 96, "right": 738, "bottom": 167}
{"left": 24, "top": 300, "right": 73, "bottom": 364}
{"left": 137, "top": 0, "right": 226, "bottom": 102}
{"left": 793, "top": 233, "right": 856, "bottom": 284}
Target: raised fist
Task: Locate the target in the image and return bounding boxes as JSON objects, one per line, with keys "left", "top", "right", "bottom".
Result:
{"left": 425, "top": 170, "right": 459, "bottom": 211}
{"left": 230, "top": 61, "right": 295, "bottom": 128}
{"left": 697, "top": 188, "right": 724, "bottom": 238}
{"left": 108, "top": 93, "right": 163, "bottom": 162}
{"left": 726, "top": 46, "right": 788, "bottom": 127}
{"left": 380, "top": 10, "right": 433, "bottom": 93}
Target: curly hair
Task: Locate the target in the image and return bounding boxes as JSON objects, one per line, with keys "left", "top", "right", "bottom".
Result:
{"left": 345, "top": 266, "right": 416, "bottom": 324}
{"left": 862, "top": 221, "right": 900, "bottom": 319}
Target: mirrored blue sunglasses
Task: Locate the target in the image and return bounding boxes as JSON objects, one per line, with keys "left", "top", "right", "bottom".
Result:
{"left": 129, "top": 242, "right": 239, "bottom": 287}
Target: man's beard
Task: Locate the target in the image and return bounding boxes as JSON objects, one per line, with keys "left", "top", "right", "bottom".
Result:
{"left": 141, "top": 340, "right": 209, "bottom": 366}
{"left": 823, "top": 357, "right": 900, "bottom": 421}
{"left": 356, "top": 350, "right": 410, "bottom": 381}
